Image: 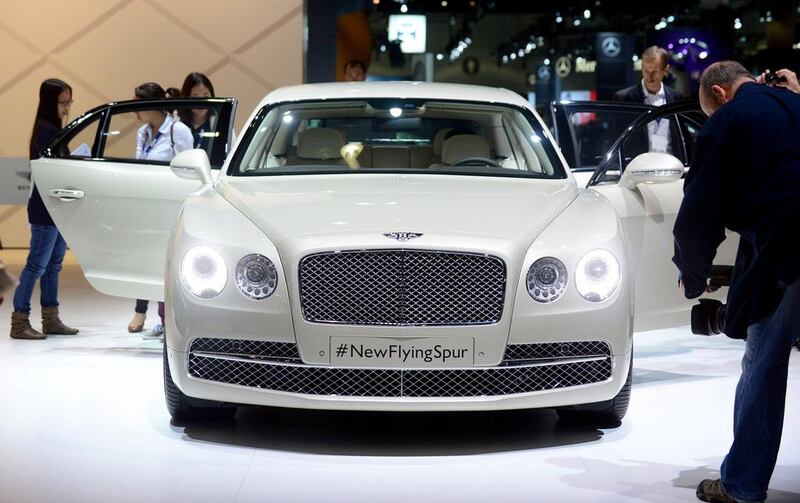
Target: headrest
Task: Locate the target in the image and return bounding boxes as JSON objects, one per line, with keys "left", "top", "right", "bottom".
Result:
{"left": 297, "top": 128, "right": 346, "bottom": 160}
{"left": 442, "top": 134, "right": 491, "bottom": 165}
{"left": 432, "top": 127, "right": 454, "bottom": 156}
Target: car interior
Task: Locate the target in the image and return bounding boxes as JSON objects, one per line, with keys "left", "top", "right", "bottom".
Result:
{"left": 235, "top": 101, "right": 558, "bottom": 177}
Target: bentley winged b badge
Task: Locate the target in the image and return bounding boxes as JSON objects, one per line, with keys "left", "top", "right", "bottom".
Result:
{"left": 383, "top": 232, "right": 423, "bottom": 242}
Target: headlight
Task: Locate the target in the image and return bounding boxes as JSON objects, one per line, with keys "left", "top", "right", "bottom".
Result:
{"left": 575, "top": 249, "right": 620, "bottom": 302}
{"left": 180, "top": 245, "right": 227, "bottom": 298}
{"left": 527, "top": 257, "right": 568, "bottom": 303}
{"left": 235, "top": 254, "right": 278, "bottom": 300}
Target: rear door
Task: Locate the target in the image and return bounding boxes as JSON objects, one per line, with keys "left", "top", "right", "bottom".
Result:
{"left": 31, "top": 98, "right": 236, "bottom": 301}
{"left": 552, "top": 100, "right": 737, "bottom": 330}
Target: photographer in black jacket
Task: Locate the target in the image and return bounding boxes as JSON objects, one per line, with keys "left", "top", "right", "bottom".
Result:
{"left": 673, "top": 61, "right": 800, "bottom": 503}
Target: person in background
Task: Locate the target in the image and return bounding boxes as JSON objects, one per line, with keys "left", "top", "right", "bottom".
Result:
{"left": 344, "top": 59, "right": 367, "bottom": 82}
{"left": 179, "top": 72, "right": 216, "bottom": 149}
{"left": 10, "top": 79, "right": 80, "bottom": 340}
{"left": 127, "top": 82, "right": 193, "bottom": 338}
{"left": 614, "top": 46, "right": 683, "bottom": 155}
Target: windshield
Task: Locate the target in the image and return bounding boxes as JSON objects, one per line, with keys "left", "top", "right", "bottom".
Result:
{"left": 229, "top": 99, "right": 565, "bottom": 179}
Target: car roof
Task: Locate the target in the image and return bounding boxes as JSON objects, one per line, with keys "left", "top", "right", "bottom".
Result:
{"left": 259, "top": 81, "right": 531, "bottom": 110}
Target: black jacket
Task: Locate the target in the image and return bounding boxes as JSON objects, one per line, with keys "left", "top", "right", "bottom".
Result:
{"left": 614, "top": 82, "right": 682, "bottom": 103}
{"left": 672, "top": 82, "right": 800, "bottom": 339}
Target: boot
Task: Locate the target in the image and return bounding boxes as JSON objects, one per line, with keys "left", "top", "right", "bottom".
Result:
{"left": 41, "top": 307, "right": 79, "bottom": 335}
{"left": 696, "top": 479, "right": 738, "bottom": 503}
{"left": 10, "top": 311, "right": 46, "bottom": 340}
{"left": 128, "top": 312, "right": 146, "bottom": 333}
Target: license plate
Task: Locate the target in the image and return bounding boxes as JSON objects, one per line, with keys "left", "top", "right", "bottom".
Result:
{"left": 330, "top": 337, "right": 474, "bottom": 368}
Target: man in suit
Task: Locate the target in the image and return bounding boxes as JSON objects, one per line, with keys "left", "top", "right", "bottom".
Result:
{"left": 672, "top": 60, "right": 800, "bottom": 503}
{"left": 614, "top": 46, "right": 683, "bottom": 156}
{"left": 614, "top": 46, "right": 683, "bottom": 104}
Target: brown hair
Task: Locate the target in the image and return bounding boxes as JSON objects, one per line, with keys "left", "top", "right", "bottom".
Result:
{"left": 180, "top": 72, "right": 215, "bottom": 98}
{"left": 642, "top": 46, "right": 670, "bottom": 69}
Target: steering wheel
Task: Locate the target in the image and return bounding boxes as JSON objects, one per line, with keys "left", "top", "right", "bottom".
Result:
{"left": 450, "top": 156, "right": 501, "bottom": 168}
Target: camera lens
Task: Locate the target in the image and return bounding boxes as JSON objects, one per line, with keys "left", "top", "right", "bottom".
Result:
{"left": 691, "top": 299, "right": 726, "bottom": 335}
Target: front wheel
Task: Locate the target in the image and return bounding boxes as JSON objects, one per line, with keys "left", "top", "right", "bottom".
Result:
{"left": 163, "top": 344, "right": 237, "bottom": 422}
{"left": 556, "top": 353, "right": 632, "bottom": 427}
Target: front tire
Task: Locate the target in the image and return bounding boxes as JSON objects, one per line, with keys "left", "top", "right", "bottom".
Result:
{"left": 556, "top": 353, "right": 632, "bottom": 427}
{"left": 163, "top": 344, "right": 237, "bottom": 421}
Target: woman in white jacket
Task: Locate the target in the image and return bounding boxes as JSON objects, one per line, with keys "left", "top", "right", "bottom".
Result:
{"left": 127, "top": 82, "right": 193, "bottom": 338}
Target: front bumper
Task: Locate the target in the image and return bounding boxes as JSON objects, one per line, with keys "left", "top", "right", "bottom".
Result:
{"left": 167, "top": 338, "right": 631, "bottom": 412}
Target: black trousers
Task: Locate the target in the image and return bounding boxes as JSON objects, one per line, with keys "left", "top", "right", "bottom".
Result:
{"left": 135, "top": 299, "right": 149, "bottom": 314}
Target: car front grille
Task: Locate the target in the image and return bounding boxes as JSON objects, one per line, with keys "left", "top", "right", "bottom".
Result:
{"left": 298, "top": 249, "right": 506, "bottom": 326}
{"left": 187, "top": 338, "right": 613, "bottom": 398}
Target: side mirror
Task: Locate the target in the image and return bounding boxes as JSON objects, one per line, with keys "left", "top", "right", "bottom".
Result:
{"left": 170, "top": 149, "right": 213, "bottom": 185}
{"left": 619, "top": 152, "right": 684, "bottom": 190}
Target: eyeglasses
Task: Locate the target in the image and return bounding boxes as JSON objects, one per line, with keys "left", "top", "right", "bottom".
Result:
{"left": 58, "top": 99, "right": 74, "bottom": 107}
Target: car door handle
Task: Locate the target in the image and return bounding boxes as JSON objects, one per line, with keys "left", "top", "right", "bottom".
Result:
{"left": 48, "top": 188, "right": 85, "bottom": 201}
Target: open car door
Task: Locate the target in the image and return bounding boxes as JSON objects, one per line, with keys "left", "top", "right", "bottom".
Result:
{"left": 552, "top": 100, "right": 737, "bottom": 331}
{"left": 31, "top": 98, "right": 236, "bottom": 301}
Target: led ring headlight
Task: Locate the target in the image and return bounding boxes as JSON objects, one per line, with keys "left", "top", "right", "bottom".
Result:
{"left": 235, "top": 254, "right": 278, "bottom": 300}
{"left": 527, "top": 257, "right": 568, "bottom": 303}
{"left": 180, "top": 245, "right": 227, "bottom": 299}
{"left": 575, "top": 249, "right": 620, "bottom": 302}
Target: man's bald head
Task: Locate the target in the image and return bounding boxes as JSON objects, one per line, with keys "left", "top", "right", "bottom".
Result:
{"left": 699, "top": 61, "right": 756, "bottom": 117}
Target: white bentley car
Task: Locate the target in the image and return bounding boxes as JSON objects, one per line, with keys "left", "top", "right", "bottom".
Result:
{"left": 33, "top": 82, "right": 734, "bottom": 422}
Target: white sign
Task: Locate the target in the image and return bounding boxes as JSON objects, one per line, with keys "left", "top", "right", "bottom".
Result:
{"left": 576, "top": 58, "right": 597, "bottom": 73}
{"left": 388, "top": 15, "right": 427, "bottom": 54}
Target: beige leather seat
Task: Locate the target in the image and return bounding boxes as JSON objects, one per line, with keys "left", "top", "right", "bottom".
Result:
{"left": 434, "top": 134, "right": 492, "bottom": 167}
{"left": 430, "top": 127, "right": 453, "bottom": 164}
{"left": 290, "top": 127, "right": 345, "bottom": 165}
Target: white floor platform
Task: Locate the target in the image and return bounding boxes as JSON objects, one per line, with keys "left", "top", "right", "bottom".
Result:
{"left": 0, "top": 250, "right": 798, "bottom": 503}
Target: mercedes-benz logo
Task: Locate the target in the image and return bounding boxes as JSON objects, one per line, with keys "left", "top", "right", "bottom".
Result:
{"left": 555, "top": 56, "right": 572, "bottom": 78}
{"left": 537, "top": 65, "right": 551, "bottom": 81}
{"left": 601, "top": 37, "right": 622, "bottom": 58}
{"left": 383, "top": 232, "right": 423, "bottom": 242}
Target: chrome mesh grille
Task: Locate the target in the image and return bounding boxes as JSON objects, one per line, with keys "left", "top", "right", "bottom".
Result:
{"left": 502, "top": 341, "right": 611, "bottom": 363}
{"left": 190, "top": 338, "right": 300, "bottom": 362}
{"left": 187, "top": 339, "right": 612, "bottom": 397}
{"left": 298, "top": 250, "right": 506, "bottom": 326}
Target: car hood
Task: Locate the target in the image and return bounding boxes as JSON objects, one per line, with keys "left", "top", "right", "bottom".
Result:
{"left": 218, "top": 174, "right": 578, "bottom": 248}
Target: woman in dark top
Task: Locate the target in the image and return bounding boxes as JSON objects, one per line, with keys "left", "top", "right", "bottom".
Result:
{"left": 179, "top": 72, "right": 216, "bottom": 149}
{"left": 10, "top": 78, "right": 80, "bottom": 340}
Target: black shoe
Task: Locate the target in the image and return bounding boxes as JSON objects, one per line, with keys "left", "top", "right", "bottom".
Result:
{"left": 697, "top": 479, "right": 737, "bottom": 503}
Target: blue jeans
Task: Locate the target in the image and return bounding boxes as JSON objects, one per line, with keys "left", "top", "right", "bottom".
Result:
{"left": 12, "top": 224, "right": 67, "bottom": 314}
{"left": 721, "top": 280, "right": 800, "bottom": 502}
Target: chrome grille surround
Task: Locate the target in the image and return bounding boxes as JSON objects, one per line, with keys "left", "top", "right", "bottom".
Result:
{"left": 187, "top": 339, "right": 613, "bottom": 398}
{"left": 298, "top": 249, "right": 506, "bottom": 326}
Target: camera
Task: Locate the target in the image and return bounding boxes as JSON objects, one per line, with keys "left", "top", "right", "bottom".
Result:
{"left": 690, "top": 265, "right": 733, "bottom": 336}
{"left": 765, "top": 72, "right": 788, "bottom": 87}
